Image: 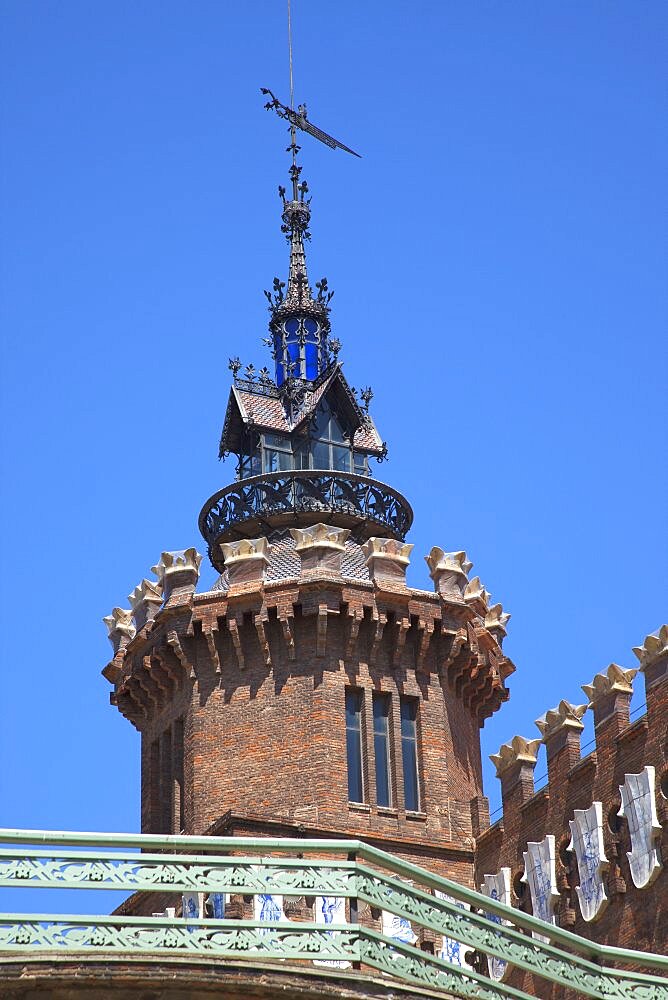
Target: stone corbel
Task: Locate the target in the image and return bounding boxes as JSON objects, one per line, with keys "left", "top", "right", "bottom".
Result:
{"left": 416, "top": 620, "right": 434, "bottom": 673}
{"left": 129, "top": 579, "right": 163, "bottom": 631}
{"left": 143, "top": 655, "right": 171, "bottom": 695}
{"left": 227, "top": 615, "right": 245, "bottom": 670}
{"left": 316, "top": 603, "right": 328, "bottom": 658}
{"left": 202, "top": 623, "right": 221, "bottom": 674}
{"left": 392, "top": 617, "right": 411, "bottom": 669}
{"left": 255, "top": 614, "right": 271, "bottom": 666}
{"left": 362, "top": 537, "right": 414, "bottom": 587}
{"left": 290, "top": 523, "right": 350, "bottom": 576}
{"left": 425, "top": 547, "right": 473, "bottom": 601}
{"left": 152, "top": 643, "right": 181, "bottom": 685}
{"left": 219, "top": 537, "right": 270, "bottom": 589}
{"left": 279, "top": 612, "right": 296, "bottom": 661}
{"left": 369, "top": 612, "right": 388, "bottom": 665}
{"left": 152, "top": 548, "right": 203, "bottom": 605}
{"left": 166, "top": 630, "right": 194, "bottom": 680}
{"left": 345, "top": 608, "right": 364, "bottom": 660}
{"left": 103, "top": 607, "right": 136, "bottom": 655}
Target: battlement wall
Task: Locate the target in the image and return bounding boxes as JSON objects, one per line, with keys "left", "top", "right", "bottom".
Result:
{"left": 476, "top": 625, "right": 667, "bottom": 982}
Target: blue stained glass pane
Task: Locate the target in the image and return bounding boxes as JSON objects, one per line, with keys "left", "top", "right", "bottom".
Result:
{"left": 276, "top": 363, "right": 284, "bottom": 387}
{"left": 287, "top": 341, "right": 301, "bottom": 378}
{"left": 305, "top": 343, "right": 318, "bottom": 379}
{"left": 285, "top": 318, "right": 299, "bottom": 335}
{"left": 304, "top": 318, "right": 318, "bottom": 336}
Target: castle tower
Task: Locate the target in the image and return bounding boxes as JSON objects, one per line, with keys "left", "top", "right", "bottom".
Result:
{"left": 102, "top": 154, "right": 515, "bottom": 889}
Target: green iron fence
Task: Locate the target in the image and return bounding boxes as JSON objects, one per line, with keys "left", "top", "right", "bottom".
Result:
{"left": 0, "top": 828, "right": 666, "bottom": 999}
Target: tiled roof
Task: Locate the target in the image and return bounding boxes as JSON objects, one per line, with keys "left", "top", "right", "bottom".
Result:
{"left": 235, "top": 389, "right": 290, "bottom": 433}
{"left": 232, "top": 367, "right": 384, "bottom": 454}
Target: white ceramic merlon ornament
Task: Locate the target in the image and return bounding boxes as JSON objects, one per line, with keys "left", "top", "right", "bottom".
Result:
{"left": 485, "top": 603, "right": 511, "bottom": 639}
{"left": 151, "top": 548, "right": 202, "bottom": 603}
{"left": 314, "top": 896, "right": 350, "bottom": 969}
{"left": 489, "top": 735, "right": 541, "bottom": 777}
{"left": 568, "top": 801, "right": 609, "bottom": 922}
{"left": 582, "top": 663, "right": 637, "bottom": 703}
{"left": 102, "top": 607, "right": 136, "bottom": 654}
{"left": 425, "top": 547, "right": 473, "bottom": 600}
{"left": 632, "top": 624, "right": 668, "bottom": 670}
{"left": 521, "top": 835, "right": 560, "bottom": 942}
{"left": 434, "top": 889, "right": 472, "bottom": 968}
{"left": 535, "top": 700, "right": 587, "bottom": 742}
{"left": 363, "top": 537, "right": 414, "bottom": 585}
{"left": 463, "top": 576, "right": 491, "bottom": 610}
{"left": 618, "top": 766, "right": 663, "bottom": 889}
{"left": 480, "top": 868, "right": 512, "bottom": 982}
{"left": 128, "top": 578, "right": 163, "bottom": 631}
{"left": 219, "top": 536, "right": 270, "bottom": 586}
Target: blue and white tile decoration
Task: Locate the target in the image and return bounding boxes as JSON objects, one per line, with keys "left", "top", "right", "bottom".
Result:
{"left": 522, "top": 834, "right": 559, "bottom": 942}
{"left": 434, "top": 889, "right": 470, "bottom": 968}
{"left": 480, "top": 867, "right": 512, "bottom": 981}
{"left": 619, "top": 766, "right": 663, "bottom": 889}
{"left": 568, "top": 801, "right": 609, "bottom": 921}
{"left": 314, "top": 895, "right": 350, "bottom": 969}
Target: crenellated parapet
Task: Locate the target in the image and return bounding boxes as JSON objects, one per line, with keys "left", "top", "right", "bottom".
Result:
{"left": 103, "top": 533, "right": 515, "bottom": 732}
{"left": 476, "top": 624, "right": 667, "bottom": 958}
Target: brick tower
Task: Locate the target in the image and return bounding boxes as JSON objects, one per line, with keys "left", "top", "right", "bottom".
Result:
{"left": 102, "top": 138, "right": 515, "bottom": 891}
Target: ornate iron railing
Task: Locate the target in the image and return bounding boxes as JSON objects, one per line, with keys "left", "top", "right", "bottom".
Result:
{"left": 0, "top": 829, "right": 666, "bottom": 999}
{"left": 199, "top": 470, "right": 413, "bottom": 566}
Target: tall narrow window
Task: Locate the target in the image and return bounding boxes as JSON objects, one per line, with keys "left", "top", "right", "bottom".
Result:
{"left": 345, "top": 689, "right": 364, "bottom": 803}
{"left": 372, "top": 693, "right": 392, "bottom": 807}
{"left": 400, "top": 697, "right": 420, "bottom": 812}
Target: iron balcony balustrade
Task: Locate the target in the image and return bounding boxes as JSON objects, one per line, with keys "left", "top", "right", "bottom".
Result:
{"left": 0, "top": 828, "right": 667, "bottom": 1000}
{"left": 199, "top": 469, "right": 413, "bottom": 570}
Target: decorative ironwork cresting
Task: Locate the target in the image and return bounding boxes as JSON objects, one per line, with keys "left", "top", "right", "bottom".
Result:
{"left": 199, "top": 470, "right": 413, "bottom": 569}
{"left": 0, "top": 828, "right": 666, "bottom": 999}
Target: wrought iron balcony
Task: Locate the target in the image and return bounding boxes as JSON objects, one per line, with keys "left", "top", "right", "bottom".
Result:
{"left": 0, "top": 828, "right": 665, "bottom": 999}
{"left": 199, "top": 470, "right": 413, "bottom": 571}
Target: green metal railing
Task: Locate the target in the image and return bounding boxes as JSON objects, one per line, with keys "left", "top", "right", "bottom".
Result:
{"left": 0, "top": 828, "right": 666, "bottom": 999}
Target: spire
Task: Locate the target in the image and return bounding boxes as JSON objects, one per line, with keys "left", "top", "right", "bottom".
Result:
{"left": 264, "top": 158, "right": 335, "bottom": 387}
{"left": 280, "top": 162, "right": 314, "bottom": 309}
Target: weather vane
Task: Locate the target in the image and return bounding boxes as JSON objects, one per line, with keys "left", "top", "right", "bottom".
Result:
{"left": 261, "top": 88, "right": 361, "bottom": 159}
{"left": 261, "top": 0, "right": 360, "bottom": 161}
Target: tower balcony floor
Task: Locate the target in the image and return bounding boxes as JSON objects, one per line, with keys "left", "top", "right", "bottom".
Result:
{"left": 199, "top": 470, "right": 413, "bottom": 572}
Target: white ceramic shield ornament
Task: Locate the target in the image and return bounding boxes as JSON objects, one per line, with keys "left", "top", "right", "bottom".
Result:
{"left": 480, "top": 868, "right": 512, "bottom": 981}
{"left": 618, "top": 766, "right": 662, "bottom": 889}
{"left": 522, "top": 835, "right": 560, "bottom": 942}
{"left": 568, "top": 801, "right": 609, "bottom": 921}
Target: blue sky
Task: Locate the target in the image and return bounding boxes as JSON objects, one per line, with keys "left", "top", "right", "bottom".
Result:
{"left": 1, "top": 0, "right": 666, "bottom": 892}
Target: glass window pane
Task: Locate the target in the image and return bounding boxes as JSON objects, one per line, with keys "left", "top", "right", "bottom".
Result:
{"left": 265, "top": 434, "right": 290, "bottom": 449}
{"left": 285, "top": 318, "right": 299, "bottom": 335}
{"left": 329, "top": 415, "right": 345, "bottom": 443}
{"left": 333, "top": 444, "right": 351, "bottom": 472}
{"left": 312, "top": 439, "right": 330, "bottom": 469}
{"left": 313, "top": 403, "right": 330, "bottom": 438}
{"left": 345, "top": 691, "right": 364, "bottom": 803}
{"left": 373, "top": 695, "right": 391, "bottom": 808}
{"left": 353, "top": 453, "right": 368, "bottom": 476}
{"left": 277, "top": 450, "right": 293, "bottom": 471}
{"left": 264, "top": 449, "right": 280, "bottom": 473}
{"left": 400, "top": 698, "right": 419, "bottom": 812}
